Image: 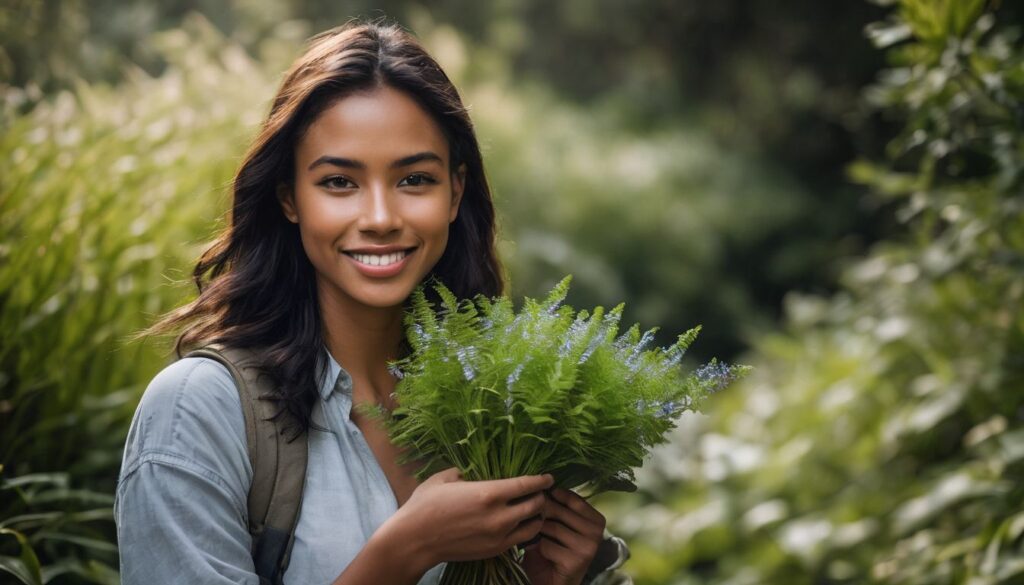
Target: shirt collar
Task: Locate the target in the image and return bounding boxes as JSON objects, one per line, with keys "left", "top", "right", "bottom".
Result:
{"left": 318, "top": 346, "right": 353, "bottom": 402}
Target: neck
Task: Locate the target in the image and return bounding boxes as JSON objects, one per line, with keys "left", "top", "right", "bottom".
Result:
{"left": 317, "top": 281, "right": 405, "bottom": 404}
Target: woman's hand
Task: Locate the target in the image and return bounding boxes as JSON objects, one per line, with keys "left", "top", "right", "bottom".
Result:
{"left": 521, "top": 487, "right": 607, "bottom": 585}
{"left": 380, "top": 467, "right": 554, "bottom": 574}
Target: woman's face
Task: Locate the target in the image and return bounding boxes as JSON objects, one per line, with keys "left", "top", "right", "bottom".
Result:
{"left": 280, "top": 84, "right": 466, "bottom": 313}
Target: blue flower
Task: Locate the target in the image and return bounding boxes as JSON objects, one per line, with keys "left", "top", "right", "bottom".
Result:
{"left": 455, "top": 346, "right": 478, "bottom": 381}
{"left": 386, "top": 362, "right": 405, "bottom": 380}
{"left": 559, "top": 318, "right": 590, "bottom": 358}
{"left": 506, "top": 362, "right": 525, "bottom": 387}
{"left": 635, "top": 398, "right": 647, "bottom": 413}
{"left": 695, "top": 360, "right": 736, "bottom": 393}
{"left": 636, "top": 398, "right": 687, "bottom": 419}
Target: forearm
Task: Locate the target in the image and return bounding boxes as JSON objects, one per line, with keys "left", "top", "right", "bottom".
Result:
{"left": 330, "top": 513, "right": 432, "bottom": 585}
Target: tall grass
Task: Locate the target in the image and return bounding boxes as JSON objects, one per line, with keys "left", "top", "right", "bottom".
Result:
{"left": 0, "top": 15, "right": 270, "bottom": 582}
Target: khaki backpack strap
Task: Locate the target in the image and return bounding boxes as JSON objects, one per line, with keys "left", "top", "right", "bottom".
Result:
{"left": 185, "top": 344, "right": 308, "bottom": 585}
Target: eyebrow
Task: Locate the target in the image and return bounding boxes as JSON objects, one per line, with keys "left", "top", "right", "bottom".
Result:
{"left": 307, "top": 151, "right": 444, "bottom": 171}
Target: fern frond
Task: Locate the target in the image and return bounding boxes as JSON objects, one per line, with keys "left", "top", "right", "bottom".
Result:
{"left": 377, "top": 275, "right": 750, "bottom": 507}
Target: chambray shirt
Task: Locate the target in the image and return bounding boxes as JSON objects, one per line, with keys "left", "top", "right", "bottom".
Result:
{"left": 114, "top": 349, "right": 446, "bottom": 584}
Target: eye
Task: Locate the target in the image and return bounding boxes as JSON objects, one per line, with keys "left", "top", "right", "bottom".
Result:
{"left": 318, "top": 176, "right": 355, "bottom": 190}
{"left": 399, "top": 173, "right": 438, "bottom": 188}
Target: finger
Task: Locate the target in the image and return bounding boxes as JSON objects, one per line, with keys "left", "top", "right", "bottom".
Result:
{"left": 520, "top": 532, "right": 543, "bottom": 549}
{"left": 490, "top": 473, "right": 555, "bottom": 501}
{"left": 538, "top": 535, "right": 585, "bottom": 578}
{"left": 505, "top": 513, "right": 545, "bottom": 548}
{"left": 549, "top": 488, "right": 606, "bottom": 527}
{"left": 494, "top": 492, "right": 545, "bottom": 538}
{"left": 539, "top": 517, "right": 591, "bottom": 552}
{"left": 432, "top": 467, "right": 463, "bottom": 483}
{"left": 543, "top": 491, "right": 604, "bottom": 538}
{"left": 506, "top": 490, "right": 546, "bottom": 524}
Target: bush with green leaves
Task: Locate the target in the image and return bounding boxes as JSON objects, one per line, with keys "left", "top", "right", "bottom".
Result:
{"left": 0, "top": 15, "right": 271, "bottom": 584}
{"left": 604, "top": 1, "right": 1024, "bottom": 583}
{"left": 462, "top": 59, "right": 814, "bottom": 360}
{"left": 374, "top": 275, "right": 747, "bottom": 584}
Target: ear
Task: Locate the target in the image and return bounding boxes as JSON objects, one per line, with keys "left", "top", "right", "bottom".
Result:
{"left": 277, "top": 183, "right": 299, "bottom": 224}
{"left": 449, "top": 163, "right": 467, "bottom": 224}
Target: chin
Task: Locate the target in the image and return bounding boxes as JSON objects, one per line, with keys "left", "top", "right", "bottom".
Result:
{"left": 346, "top": 283, "right": 416, "bottom": 309}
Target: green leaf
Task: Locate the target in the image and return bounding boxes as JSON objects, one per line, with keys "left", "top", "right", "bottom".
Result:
{"left": 32, "top": 531, "right": 119, "bottom": 553}
{"left": 0, "top": 474, "right": 69, "bottom": 491}
{"left": 0, "top": 556, "right": 39, "bottom": 585}
{"left": 0, "top": 529, "right": 42, "bottom": 585}
{"left": 595, "top": 475, "right": 638, "bottom": 494}
{"left": 866, "top": 20, "right": 914, "bottom": 48}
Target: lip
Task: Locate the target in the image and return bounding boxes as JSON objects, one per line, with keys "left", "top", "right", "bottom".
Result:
{"left": 344, "top": 247, "right": 416, "bottom": 278}
{"left": 343, "top": 245, "right": 418, "bottom": 254}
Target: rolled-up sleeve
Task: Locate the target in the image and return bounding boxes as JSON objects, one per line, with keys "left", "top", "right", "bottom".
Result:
{"left": 115, "top": 358, "right": 259, "bottom": 585}
{"left": 583, "top": 531, "right": 632, "bottom": 585}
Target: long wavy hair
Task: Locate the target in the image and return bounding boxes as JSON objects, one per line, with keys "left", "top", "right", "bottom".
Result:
{"left": 146, "top": 20, "right": 505, "bottom": 433}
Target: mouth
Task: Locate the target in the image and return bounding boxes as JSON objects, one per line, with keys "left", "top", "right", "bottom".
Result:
{"left": 342, "top": 247, "right": 417, "bottom": 268}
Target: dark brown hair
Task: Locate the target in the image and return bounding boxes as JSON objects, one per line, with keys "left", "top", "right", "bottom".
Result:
{"left": 147, "top": 20, "right": 505, "bottom": 432}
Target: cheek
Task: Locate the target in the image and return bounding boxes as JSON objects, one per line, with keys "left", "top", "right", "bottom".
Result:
{"left": 297, "top": 190, "right": 336, "bottom": 223}
{"left": 416, "top": 206, "right": 456, "bottom": 258}
{"left": 293, "top": 195, "right": 351, "bottom": 257}
{"left": 410, "top": 197, "right": 456, "bottom": 234}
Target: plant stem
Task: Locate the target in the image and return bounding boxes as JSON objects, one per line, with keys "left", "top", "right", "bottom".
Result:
{"left": 439, "top": 550, "right": 531, "bottom": 585}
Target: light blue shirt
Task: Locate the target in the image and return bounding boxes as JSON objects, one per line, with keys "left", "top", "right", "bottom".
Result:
{"left": 114, "top": 348, "right": 446, "bottom": 584}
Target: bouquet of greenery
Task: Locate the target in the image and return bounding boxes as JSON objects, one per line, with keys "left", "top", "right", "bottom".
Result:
{"left": 373, "top": 275, "right": 748, "bottom": 584}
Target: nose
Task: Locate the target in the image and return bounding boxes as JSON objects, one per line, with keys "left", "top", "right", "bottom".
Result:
{"left": 358, "top": 181, "right": 402, "bottom": 234}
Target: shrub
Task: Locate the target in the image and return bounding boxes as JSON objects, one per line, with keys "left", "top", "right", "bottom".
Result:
{"left": 0, "top": 16, "right": 269, "bottom": 583}
{"left": 608, "top": 1, "right": 1024, "bottom": 583}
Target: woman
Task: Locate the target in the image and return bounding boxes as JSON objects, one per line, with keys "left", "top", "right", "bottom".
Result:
{"left": 115, "top": 20, "right": 621, "bottom": 585}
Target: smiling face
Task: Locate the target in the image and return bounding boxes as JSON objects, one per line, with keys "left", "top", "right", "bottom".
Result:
{"left": 279, "top": 84, "right": 466, "bottom": 314}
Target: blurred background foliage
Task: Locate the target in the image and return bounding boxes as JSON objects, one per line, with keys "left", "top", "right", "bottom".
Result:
{"left": 2, "top": 0, "right": 921, "bottom": 359}
{"left": 1, "top": 0, "right": 1021, "bottom": 583}
{"left": 602, "top": 1, "right": 1024, "bottom": 584}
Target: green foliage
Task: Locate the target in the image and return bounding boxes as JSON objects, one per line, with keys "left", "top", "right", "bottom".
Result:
{"left": 3, "top": 0, "right": 896, "bottom": 364}
{"left": 0, "top": 15, "right": 270, "bottom": 583}
{"left": 374, "top": 275, "right": 747, "bottom": 584}
{"left": 0, "top": 474, "right": 119, "bottom": 585}
{"left": 606, "top": 1, "right": 1024, "bottom": 583}
{"left": 383, "top": 274, "right": 746, "bottom": 490}
{"left": 459, "top": 54, "right": 814, "bottom": 361}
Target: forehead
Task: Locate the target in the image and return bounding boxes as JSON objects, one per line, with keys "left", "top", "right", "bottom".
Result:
{"left": 296, "top": 85, "right": 450, "bottom": 166}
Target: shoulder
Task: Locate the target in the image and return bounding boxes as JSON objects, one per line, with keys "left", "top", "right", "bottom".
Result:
{"left": 116, "top": 357, "right": 261, "bottom": 584}
{"left": 118, "top": 357, "right": 250, "bottom": 495}
{"left": 137, "top": 357, "right": 239, "bottom": 424}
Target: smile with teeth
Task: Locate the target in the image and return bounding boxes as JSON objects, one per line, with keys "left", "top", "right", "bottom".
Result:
{"left": 347, "top": 249, "right": 411, "bottom": 267}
